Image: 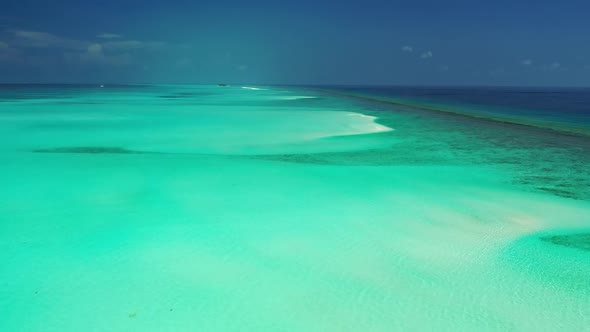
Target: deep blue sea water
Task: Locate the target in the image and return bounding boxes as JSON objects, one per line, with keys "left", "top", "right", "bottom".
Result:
{"left": 320, "top": 86, "right": 590, "bottom": 133}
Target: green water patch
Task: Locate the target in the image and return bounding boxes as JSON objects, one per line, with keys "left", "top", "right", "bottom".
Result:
{"left": 502, "top": 230, "right": 590, "bottom": 295}
{"left": 540, "top": 233, "right": 590, "bottom": 252}
{"left": 32, "top": 147, "right": 145, "bottom": 154}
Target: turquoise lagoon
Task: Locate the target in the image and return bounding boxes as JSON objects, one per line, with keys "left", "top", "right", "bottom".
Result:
{"left": 0, "top": 85, "right": 589, "bottom": 331}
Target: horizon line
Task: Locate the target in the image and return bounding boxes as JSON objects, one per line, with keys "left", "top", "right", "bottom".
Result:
{"left": 1, "top": 83, "right": 590, "bottom": 89}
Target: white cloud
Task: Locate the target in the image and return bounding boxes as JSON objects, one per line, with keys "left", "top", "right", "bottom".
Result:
{"left": 14, "top": 30, "right": 61, "bottom": 47}
{"left": 15, "top": 30, "right": 55, "bottom": 41}
{"left": 65, "top": 49, "right": 132, "bottom": 66}
{"left": 420, "top": 51, "right": 433, "bottom": 59}
{"left": 102, "top": 40, "right": 164, "bottom": 51}
{"left": 97, "top": 33, "right": 122, "bottom": 39}
{"left": 13, "top": 30, "right": 87, "bottom": 50}
{"left": 11, "top": 29, "right": 164, "bottom": 53}
{"left": 4, "top": 28, "right": 170, "bottom": 67}
{"left": 76, "top": 42, "right": 134, "bottom": 65}
{"left": 401, "top": 45, "right": 413, "bottom": 52}
{"left": 87, "top": 43, "right": 103, "bottom": 55}
{"left": 522, "top": 59, "right": 532, "bottom": 66}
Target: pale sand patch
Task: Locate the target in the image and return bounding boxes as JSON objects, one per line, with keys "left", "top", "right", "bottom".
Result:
{"left": 309, "top": 112, "right": 393, "bottom": 138}
{"left": 276, "top": 96, "right": 319, "bottom": 100}
{"left": 241, "top": 86, "right": 267, "bottom": 91}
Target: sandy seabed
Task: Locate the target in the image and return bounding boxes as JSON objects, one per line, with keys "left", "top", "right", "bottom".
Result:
{"left": 0, "top": 85, "right": 589, "bottom": 331}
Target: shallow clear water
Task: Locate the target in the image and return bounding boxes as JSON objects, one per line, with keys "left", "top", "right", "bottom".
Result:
{"left": 1, "top": 85, "right": 589, "bottom": 331}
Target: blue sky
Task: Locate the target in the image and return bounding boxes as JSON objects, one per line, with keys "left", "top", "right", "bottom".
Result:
{"left": 1, "top": 0, "right": 589, "bottom": 85}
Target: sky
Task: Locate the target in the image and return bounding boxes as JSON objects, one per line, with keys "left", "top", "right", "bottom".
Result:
{"left": 1, "top": 0, "right": 589, "bottom": 85}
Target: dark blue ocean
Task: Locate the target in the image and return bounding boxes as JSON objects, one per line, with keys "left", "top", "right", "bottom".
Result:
{"left": 322, "top": 86, "right": 590, "bottom": 133}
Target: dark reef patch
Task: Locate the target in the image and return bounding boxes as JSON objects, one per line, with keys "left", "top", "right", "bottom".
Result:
{"left": 535, "top": 187, "right": 578, "bottom": 199}
{"left": 159, "top": 92, "right": 215, "bottom": 99}
{"left": 33, "top": 147, "right": 144, "bottom": 154}
{"left": 540, "top": 233, "right": 590, "bottom": 252}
